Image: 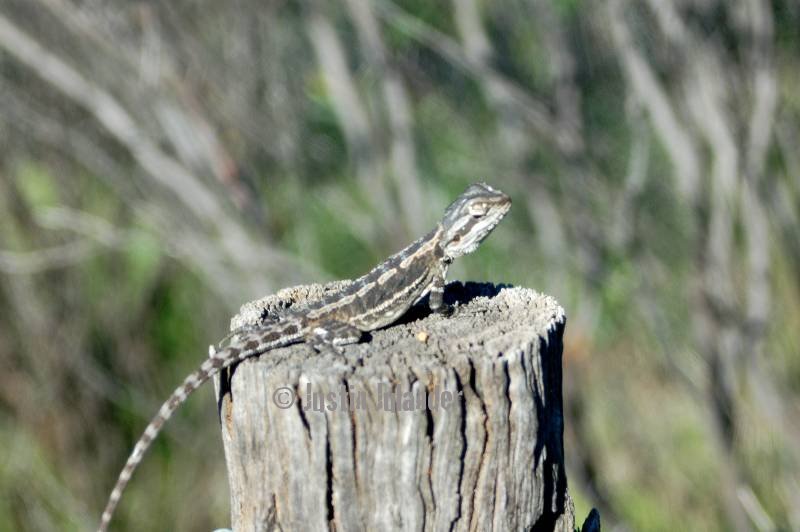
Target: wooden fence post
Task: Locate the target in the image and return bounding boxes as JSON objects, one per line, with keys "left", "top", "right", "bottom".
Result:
{"left": 215, "top": 281, "right": 586, "bottom": 531}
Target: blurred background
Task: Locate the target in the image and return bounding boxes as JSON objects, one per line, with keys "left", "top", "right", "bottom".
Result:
{"left": 0, "top": 0, "right": 798, "bottom": 530}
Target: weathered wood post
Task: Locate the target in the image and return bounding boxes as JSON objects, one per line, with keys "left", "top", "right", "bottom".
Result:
{"left": 215, "top": 281, "right": 580, "bottom": 531}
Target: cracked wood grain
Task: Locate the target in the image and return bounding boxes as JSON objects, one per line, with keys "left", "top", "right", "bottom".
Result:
{"left": 216, "top": 281, "right": 577, "bottom": 531}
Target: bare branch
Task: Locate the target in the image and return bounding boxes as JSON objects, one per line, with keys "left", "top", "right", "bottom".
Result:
{"left": 0, "top": 11, "right": 323, "bottom": 299}
{"left": 607, "top": 0, "right": 701, "bottom": 201}
{"left": 344, "top": 0, "right": 427, "bottom": 235}
{"left": 529, "top": 0, "right": 585, "bottom": 154}
{"left": 610, "top": 99, "right": 651, "bottom": 249}
{"left": 0, "top": 14, "right": 217, "bottom": 223}
{"left": 304, "top": 3, "right": 394, "bottom": 226}
{"left": 0, "top": 241, "right": 99, "bottom": 274}
{"left": 375, "top": 0, "right": 557, "bottom": 143}
{"left": 743, "top": 0, "right": 778, "bottom": 182}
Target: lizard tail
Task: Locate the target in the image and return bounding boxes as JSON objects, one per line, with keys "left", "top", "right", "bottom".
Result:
{"left": 97, "top": 336, "right": 274, "bottom": 532}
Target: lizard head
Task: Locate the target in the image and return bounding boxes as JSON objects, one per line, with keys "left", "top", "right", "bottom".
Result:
{"left": 440, "top": 182, "right": 511, "bottom": 259}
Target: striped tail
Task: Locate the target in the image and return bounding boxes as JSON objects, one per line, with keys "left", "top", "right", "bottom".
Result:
{"left": 98, "top": 326, "right": 302, "bottom": 532}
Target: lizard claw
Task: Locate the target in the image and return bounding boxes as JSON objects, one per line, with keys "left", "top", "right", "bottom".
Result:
{"left": 434, "top": 304, "right": 454, "bottom": 317}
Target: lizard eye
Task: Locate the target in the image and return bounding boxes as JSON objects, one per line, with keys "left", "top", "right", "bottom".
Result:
{"left": 468, "top": 204, "right": 487, "bottom": 217}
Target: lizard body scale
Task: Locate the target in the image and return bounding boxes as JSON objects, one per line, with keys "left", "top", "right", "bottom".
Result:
{"left": 99, "top": 182, "right": 511, "bottom": 531}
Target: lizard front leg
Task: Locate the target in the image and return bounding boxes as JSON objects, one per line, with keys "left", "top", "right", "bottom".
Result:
{"left": 306, "top": 320, "right": 362, "bottom": 354}
{"left": 429, "top": 259, "right": 452, "bottom": 316}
